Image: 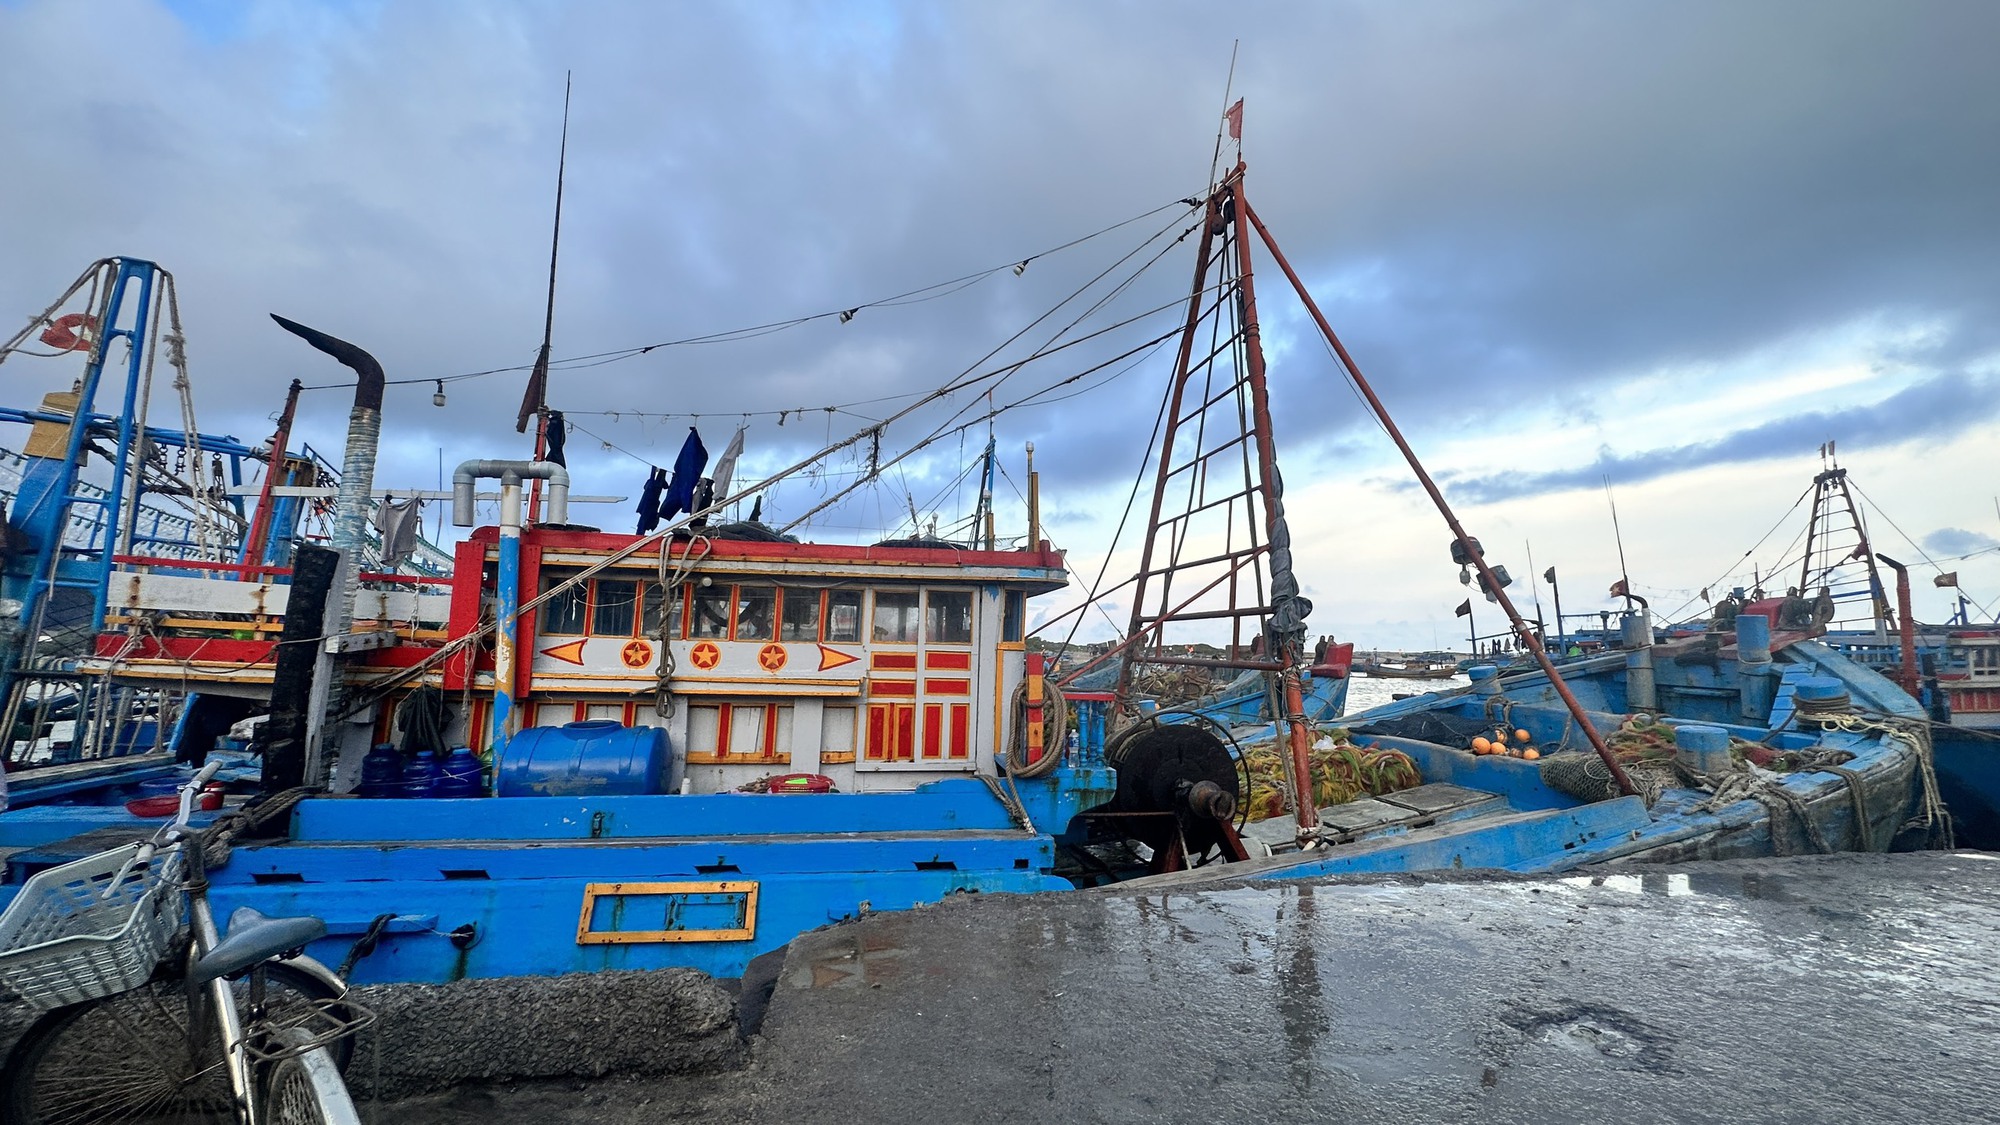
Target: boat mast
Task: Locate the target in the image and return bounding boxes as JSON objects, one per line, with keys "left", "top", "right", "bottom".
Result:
{"left": 521, "top": 72, "right": 572, "bottom": 525}
{"left": 1798, "top": 449, "right": 1891, "bottom": 635}
{"left": 1234, "top": 186, "right": 1639, "bottom": 798}
{"left": 1111, "top": 161, "right": 1323, "bottom": 841}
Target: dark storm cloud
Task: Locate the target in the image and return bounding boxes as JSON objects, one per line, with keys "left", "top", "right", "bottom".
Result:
{"left": 1443, "top": 371, "right": 2000, "bottom": 503}
{"left": 3, "top": 0, "right": 1998, "bottom": 531}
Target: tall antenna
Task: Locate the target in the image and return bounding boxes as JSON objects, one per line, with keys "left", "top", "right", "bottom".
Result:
{"left": 1604, "top": 476, "right": 1633, "bottom": 605}
{"left": 522, "top": 71, "right": 573, "bottom": 523}
{"left": 518, "top": 71, "right": 571, "bottom": 436}
{"left": 1206, "top": 41, "right": 1239, "bottom": 189}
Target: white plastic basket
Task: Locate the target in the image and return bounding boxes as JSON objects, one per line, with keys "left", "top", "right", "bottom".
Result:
{"left": 0, "top": 842, "right": 184, "bottom": 1011}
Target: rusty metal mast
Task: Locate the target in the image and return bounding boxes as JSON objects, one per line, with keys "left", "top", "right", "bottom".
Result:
{"left": 1111, "top": 164, "right": 1325, "bottom": 839}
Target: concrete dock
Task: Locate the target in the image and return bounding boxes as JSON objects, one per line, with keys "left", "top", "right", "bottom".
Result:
{"left": 380, "top": 851, "right": 2000, "bottom": 1124}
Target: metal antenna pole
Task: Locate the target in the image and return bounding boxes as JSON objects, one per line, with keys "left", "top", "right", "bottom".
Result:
{"left": 523, "top": 71, "right": 572, "bottom": 525}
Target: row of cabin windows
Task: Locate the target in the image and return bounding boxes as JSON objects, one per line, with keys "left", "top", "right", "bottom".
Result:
{"left": 538, "top": 575, "right": 1024, "bottom": 646}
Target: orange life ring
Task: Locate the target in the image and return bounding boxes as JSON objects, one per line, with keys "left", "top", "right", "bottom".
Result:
{"left": 39, "top": 313, "right": 98, "bottom": 353}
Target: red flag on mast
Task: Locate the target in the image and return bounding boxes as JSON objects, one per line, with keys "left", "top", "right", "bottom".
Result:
{"left": 1224, "top": 98, "right": 1244, "bottom": 140}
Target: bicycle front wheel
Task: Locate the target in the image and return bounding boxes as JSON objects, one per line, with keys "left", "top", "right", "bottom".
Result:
{"left": 0, "top": 962, "right": 344, "bottom": 1125}
{"left": 258, "top": 1037, "right": 361, "bottom": 1125}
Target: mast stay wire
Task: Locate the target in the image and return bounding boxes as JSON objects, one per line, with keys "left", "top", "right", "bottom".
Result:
{"left": 1658, "top": 479, "right": 1816, "bottom": 625}
{"left": 773, "top": 207, "right": 1208, "bottom": 531}
{"left": 297, "top": 196, "right": 1204, "bottom": 391}
{"left": 1851, "top": 478, "right": 1997, "bottom": 620}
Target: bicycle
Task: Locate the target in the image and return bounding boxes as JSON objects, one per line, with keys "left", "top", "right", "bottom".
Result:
{"left": 0, "top": 762, "right": 373, "bottom": 1124}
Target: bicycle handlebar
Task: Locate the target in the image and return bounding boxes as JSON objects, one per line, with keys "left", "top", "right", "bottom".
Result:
{"left": 98, "top": 760, "right": 226, "bottom": 898}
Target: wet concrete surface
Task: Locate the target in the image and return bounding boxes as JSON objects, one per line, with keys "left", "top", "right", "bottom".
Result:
{"left": 380, "top": 851, "right": 2000, "bottom": 1124}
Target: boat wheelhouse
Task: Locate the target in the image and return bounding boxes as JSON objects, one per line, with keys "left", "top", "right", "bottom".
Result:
{"left": 435, "top": 526, "right": 1066, "bottom": 793}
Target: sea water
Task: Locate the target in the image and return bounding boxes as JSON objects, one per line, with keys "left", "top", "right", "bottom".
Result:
{"left": 1342, "top": 674, "right": 1463, "bottom": 714}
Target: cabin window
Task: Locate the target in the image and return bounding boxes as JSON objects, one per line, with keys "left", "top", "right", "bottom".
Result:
{"left": 735, "top": 586, "right": 777, "bottom": 641}
{"left": 641, "top": 582, "right": 682, "bottom": 639}
{"left": 822, "top": 705, "right": 857, "bottom": 763}
{"left": 691, "top": 584, "right": 732, "bottom": 639}
{"left": 1003, "top": 590, "right": 1025, "bottom": 642}
{"left": 781, "top": 588, "right": 824, "bottom": 641}
{"left": 927, "top": 590, "right": 973, "bottom": 644}
{"left": 826, "top": 590, "right": 863, "bottom": 643}
{"left": 593, "top": 579, "right": 638, "bottom": 637}
{"left": 686, "top": 701, "right": 793, "bottom": 763}
{"left": 873, "top": 591, "right": 920, "bottom": 643}
{"left": 531, "top": 701, "right": 578, "bottom": 727}
{"left": 539, "top": 570, "right": 588, "bottom": 636}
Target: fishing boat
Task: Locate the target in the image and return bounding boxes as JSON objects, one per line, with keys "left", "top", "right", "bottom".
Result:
{"left": 0, "top": 119, "right": 1947, "bottom": 988}
{"left": 1667, "top": 457, "right": 2000, "bottom": 846}
{"left": 1353, "top": 653, "right": 1460, "bottom": 679}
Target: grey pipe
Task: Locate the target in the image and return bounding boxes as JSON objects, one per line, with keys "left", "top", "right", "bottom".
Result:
{"left": 453, "top": 459, "right": 569, "bottom": 527}
{"left": 1621, "top": 611, "right": 1657, "bottom": 712}
{"left": 271, "top": 315, "right": 386, "bottom": 789}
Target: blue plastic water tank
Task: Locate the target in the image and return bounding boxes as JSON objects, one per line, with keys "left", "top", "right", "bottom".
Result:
{"left": 496, "top": 720, "right": 676, "bottom": 798}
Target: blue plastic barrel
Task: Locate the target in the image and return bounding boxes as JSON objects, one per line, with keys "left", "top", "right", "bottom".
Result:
{"left": 401, "top": 749, "right": 442, "bottom": 798}
{"left": 358, "top": 743, "right": 404, "bottom": 799}
{"left": 434, "top": 747, "right": 484, "bottom": 799}
{"left": 496, "top": 720, "right": 675, "bottom": 798}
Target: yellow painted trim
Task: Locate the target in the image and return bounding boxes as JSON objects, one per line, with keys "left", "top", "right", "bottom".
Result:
{"left": 820, "top": 751, "right": 857, "bottom": 764}
{"left": 684, "top": 752, "right": 794, "bottom": 766}
{"left": 575, "top": 880, "right": 758, "bottom": 945}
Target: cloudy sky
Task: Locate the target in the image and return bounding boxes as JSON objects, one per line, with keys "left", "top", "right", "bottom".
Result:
{"left": 3, "top": 0, "right": 1997, "bottom": 649}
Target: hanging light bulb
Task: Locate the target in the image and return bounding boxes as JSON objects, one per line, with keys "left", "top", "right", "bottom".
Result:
{"left": 432, "top": 379, "right": 447, "bottom": 407}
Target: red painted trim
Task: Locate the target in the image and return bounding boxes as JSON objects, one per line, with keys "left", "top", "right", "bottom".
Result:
{"left": 871, "top": 653, "right": 918, "bottom": 671}
{"left": 866, "top": 704, "right": 889, "bottom": 760}
{"left": 895, "top": 704, "right": 915, "bottom": 762}
{"left": 502, "top": 525, "right": 1066, "bottom": 574}
{"left": 949, "top": 704, "right": 969, "bottom": 759}
{"left": 924, "top": 677, "right": 971, "bottom": 696}
{"left": 870, "top": 679, "right": 916, "bottom": 697}
{"left": 924, "top": 651, "right": 972, "bottom": 671}
{"left": 516, "top": 544, "right": 543, "bottom": 701}
{"left": 445, "top": 539, "right": 487, "bottom": 691}
{"left": 97, "top": 635, "right": 276, "bottom": 663}
{"left": 922, "top": 703, "right": 942, "bottom": 759}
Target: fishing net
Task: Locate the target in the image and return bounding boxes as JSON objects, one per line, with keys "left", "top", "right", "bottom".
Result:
{"left": 1237, "top": 729, "right": 1420, "bottom": 822}
{"left": 1350, "top": 710, "right": 1496, "bottom": 747}
{"left": 1536, "top": 714, "right": 1843, "bottom": 807}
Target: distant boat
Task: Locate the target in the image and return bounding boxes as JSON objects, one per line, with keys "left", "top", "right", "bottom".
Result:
{"left": 1353, "top": 655, "right": 1460, "bottom": 679}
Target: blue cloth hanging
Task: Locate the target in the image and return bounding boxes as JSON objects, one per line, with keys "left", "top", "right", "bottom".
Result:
{"left": 636, "top": 467, "right": 666, "bottom": 534}
{"left": 658, "top": 428, "right": 708, "bottom": 522}
{"left": 544, "top": 409, "right": 568, "bottom": 467}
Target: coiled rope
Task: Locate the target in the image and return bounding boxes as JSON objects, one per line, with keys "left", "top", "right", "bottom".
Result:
{"left": 1005, "top": 675, "right": 1069, "bottom": 778}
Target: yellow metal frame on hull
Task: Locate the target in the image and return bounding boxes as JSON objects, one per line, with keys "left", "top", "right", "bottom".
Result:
{"left": 574, "top": 880, "right": 759, "bottom": 945}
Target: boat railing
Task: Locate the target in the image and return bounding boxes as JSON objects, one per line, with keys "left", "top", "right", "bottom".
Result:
{"left": 101, "top": 555, "right": 453, "bottom": 643}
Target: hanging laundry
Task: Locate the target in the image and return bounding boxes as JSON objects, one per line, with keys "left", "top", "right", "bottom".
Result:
{"left": 636, "top": 467, "right": 666, "bottom": 535}
{"left": 373, "top": 497, "right": 424, "bottom": 568}
{"left": 657, "top": 427, "right": 707, "bottom": 522}
{"left": 544, "top": 409, "right": 568, "bottom": 467}
{"left": 709, "top": 425, "right": 747, "bottom": 506}
{"left": 689, "top": 479, "right": 715, "bottom": 528}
